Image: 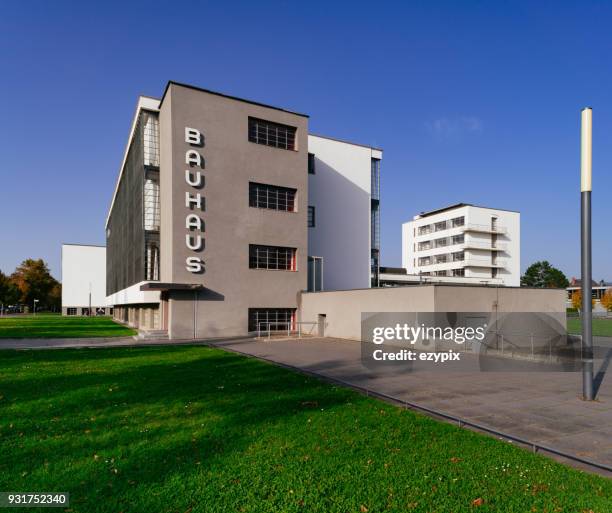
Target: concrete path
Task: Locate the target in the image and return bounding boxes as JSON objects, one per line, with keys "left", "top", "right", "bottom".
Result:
{"left": 0, "top": 337, "right": 141, "bottom": 349}
{"left": 210, "top": 337, "right": 612, "bottom": 475}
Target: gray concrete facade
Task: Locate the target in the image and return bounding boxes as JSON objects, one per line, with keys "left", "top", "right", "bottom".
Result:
{"left": 158, "top": 83, "right": 309, "bottom": 339}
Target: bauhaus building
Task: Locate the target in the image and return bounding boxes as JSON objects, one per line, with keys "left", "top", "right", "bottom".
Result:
{"left": 105, "top": 82, "right": 382, "bottom": 339}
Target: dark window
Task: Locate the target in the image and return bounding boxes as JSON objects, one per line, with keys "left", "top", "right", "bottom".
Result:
{"left": 308, "top": 153, "right": 315, "bottom": 174}
{"left": 308, "top": 206, "right": 315, "bottom": 227}
{"left": 249, "top": 182, "right": 296, "bottom": 212}
{"left": 145, "top": 238, "right": 160, "bottom": 281}
{"left": 248, "top": 117, "right": 296, "bottom": 150}
{"left": 371, "top": 158, "right": 380, "bottom": 200}
{"left": 66, "top": 308, "right": 77, "bottom": 316}
{"left": 249, "top": 245, "right": 297, "bottom": 271}
{"left": 248, "top": 308, "right": 296, "bottom": 332}
{"left": 307, "top": 256, "right": 323, "bottom": 292}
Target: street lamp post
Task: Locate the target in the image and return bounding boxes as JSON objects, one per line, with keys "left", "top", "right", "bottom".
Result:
{"left": 581, "top": 107, "right": 594, "bottom": 401}
{"left": 33, "top": 298, "right": 40, "bottom": 315}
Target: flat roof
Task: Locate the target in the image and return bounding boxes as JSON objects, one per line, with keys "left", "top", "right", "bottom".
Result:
{"left": 62, "top": 243, "right": 106, "bottom": 248}
{"left": 158, "top": 81, "right": 309, "bottom": 118}
{"left": 303, "top": 283, "right": 565, "bottom": 293}
{"left": 416, "top": 203, "right": 520, "bottom": 218}
{"left": 309, "top": 132, "right": 383, "bottom": 152}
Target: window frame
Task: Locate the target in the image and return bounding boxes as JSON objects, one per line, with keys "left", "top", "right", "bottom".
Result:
{"left": 248, "top": 117, "right": 297, "bottom": 151}
{"left": 307, "top": 206, "right": 315, "bottom": 227}
{"left": 308, "top": 153, "right": 315, "bottom": 174}
{"left": 248, "top": 308, "right": 296, "bottom": 333}
{"left": 249, "top": 244, "right": 297, "bottom": 271}
{"left": 249, "top": 182, "right": 297, "bottom": 212}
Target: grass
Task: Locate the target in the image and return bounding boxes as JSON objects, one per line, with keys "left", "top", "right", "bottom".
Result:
{"left": 567, "top": 316, "right": 612, "bottom": 337}
{"left": 0, "top": 314, "right": 136, "bottom": 339}
{"left": 0, "top": 346, "right": 610, "bottom": 513}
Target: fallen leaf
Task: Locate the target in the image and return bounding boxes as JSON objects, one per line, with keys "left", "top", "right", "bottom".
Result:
{"left": 472, "top": 498, "right": 484, "bottom": 507}
{"left": 360, "top": 505, "right": 368, "bottom": 513}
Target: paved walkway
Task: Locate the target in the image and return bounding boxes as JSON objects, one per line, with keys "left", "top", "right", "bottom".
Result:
{"left": 210, "top": 337, "right": 612, "bottom": 475}
{"left": 0, "top": 337, "right": 141, "bottom": 349}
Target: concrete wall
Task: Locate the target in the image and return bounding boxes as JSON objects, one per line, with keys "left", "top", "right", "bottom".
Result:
{"left": 105, "top": 280, "right": 160, "bottom": 306}
{"left": 300, "top": 286, "right": 436, "bottom": 340}
{"left": 307, "top": 135, "right": 379, "bottom": 291}
{"left": 300, "top": 285, "right": 565, "bottom": 341}
{"left": 159, "top": 84, "right": 309, "bottom": 339}
{"left": 61, "top": 244, "right": 107, "bottom": 310}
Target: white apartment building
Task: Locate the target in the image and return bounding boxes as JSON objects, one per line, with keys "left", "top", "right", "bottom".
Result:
{"left": 402, "top": 204, "right": 520, "bottom": 287}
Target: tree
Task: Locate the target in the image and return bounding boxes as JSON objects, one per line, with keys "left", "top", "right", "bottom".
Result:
{"left": 521, "top": 261, "right": 569, "bottom": 288}
{"left": 10, "top": 259, "right": 60, "bottom": 310}
{"left": 48, "top": 282, "right": 62, "bottom": 311}
{"left": 601, "top": 289, "right": 612, "bottom": 312}
{"left": 571, "top": 289, "right": 595, "bottom": 313}
{"left": 0, "top": 270, "right": 20, "bottom": 307}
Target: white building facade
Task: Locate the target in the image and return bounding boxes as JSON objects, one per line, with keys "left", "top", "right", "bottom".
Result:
{"left": 402, "top": 204, "right": 520, "bottom": 287}
{"left": 61, "top": 244, "right": 109, "bottom": 315}
{"left": 307, "top": 135, "right": 382, "bottom": 291}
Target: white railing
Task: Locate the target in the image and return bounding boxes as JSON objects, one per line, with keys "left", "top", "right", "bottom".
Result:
{"left": 461, "top": 223, "right": 507, "bottom": 234}
{"left": 461, "top": 258, "right": 507, "bottom": 268}
{"left": 257, "top": 321, "right": 318, "bottom": 340}
{"left": 461, "top": 241, "right": 508, "bottom": 251}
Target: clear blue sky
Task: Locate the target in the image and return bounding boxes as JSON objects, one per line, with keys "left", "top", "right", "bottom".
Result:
{"left": 1, "top": 1, "right": 611, "bottom": 282}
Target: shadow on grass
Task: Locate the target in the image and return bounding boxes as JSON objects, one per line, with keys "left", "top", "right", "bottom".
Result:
{"left": 0, "top": 347, "right": 358, "bottom": 501}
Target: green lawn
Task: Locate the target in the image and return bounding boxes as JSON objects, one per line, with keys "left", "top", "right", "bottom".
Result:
{"left": 567, "top": 316, "right": 612, "bottom": 337}
{"left": 0, "top": 346, "right": 609, "bottom": 512}
{"left": 0, "top": 314, "right": 136, "bottom": 339}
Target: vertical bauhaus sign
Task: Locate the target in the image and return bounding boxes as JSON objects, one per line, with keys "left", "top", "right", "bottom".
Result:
{"left": 184, "top": 127, "right": 205, "bottom": 273}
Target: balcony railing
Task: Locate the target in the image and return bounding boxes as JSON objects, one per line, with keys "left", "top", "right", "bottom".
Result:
{"left": 460, "top": 241, "right": 508, "bottom": 251}
{"left": 459, "top": 258, "right": 506, "bottom": 268}
{"left": 460, "top": 223, "right": 507, "bottom": 234}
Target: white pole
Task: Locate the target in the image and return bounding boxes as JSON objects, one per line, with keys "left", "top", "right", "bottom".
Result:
{"left": 581, "top": 107, "right": 594, "bottom": 400}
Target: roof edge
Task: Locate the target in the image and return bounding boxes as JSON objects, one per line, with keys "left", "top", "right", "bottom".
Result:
{"left": 308, "top": 132, "right": 383, "bottom": 152}
{"left": 158, "top": 81, "right": 309, "bottom": 118}
{"left": 411, "top": 203, "right": 520, "bottom": 220}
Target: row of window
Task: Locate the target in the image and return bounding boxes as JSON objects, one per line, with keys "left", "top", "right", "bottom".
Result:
{"left": 66, "top": 307, "right": 113, "bottom": 316}
{"left": 417, "top": 251, "right": 465, "bottom": 266}
{"left": 417, "top": 234, "right": 464, "bottom": 251}
{"left": 417, "top": 216, "right": 465, "bottom": 236}
{"left": 420, "top": 269, "right": 465, "bottom": 277}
